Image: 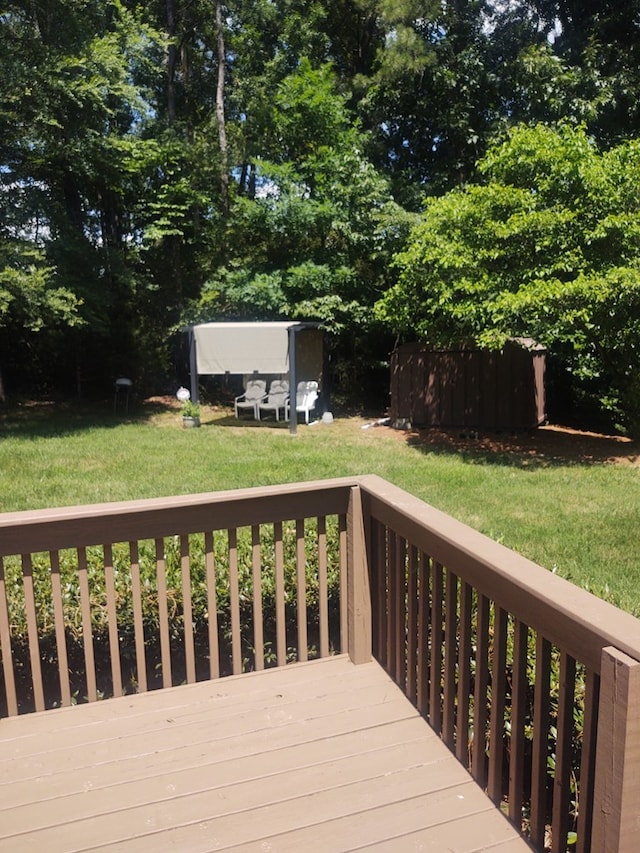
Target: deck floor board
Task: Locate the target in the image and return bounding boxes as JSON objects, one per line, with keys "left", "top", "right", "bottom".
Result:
{"left": 0, "top": 656, "right": 531, "bottom": 852}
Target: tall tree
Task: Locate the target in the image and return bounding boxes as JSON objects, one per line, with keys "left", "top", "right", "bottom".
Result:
{"left": 0, "top": 1, "right": 162, "bottom": 390}
{"left": 191, "top": 58, "right": 412, "bottom": 400}
{"left": 357, "top": 0, "right": 500, "bottom": 202}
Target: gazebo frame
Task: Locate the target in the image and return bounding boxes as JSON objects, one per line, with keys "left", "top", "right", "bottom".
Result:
{"left": 187, "top": 321, "right": 324, "bottom": 434}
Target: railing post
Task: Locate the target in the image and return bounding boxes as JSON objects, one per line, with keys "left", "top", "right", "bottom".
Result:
{"left": 347, "top": 486, "right": 372, "bottom": 665}
{"left": 591, "top": 646, "right": 640, "bottom": 851}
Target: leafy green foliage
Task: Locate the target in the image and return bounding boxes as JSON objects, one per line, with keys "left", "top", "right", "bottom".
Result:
{"left": 186, "top": 58, "right": 407, "bottom": 393}
{"left": 0, "top": 246, "right": 81, "bottom": 332}
{"left": 377, "top": 124, "right": 640, "bottom": 433}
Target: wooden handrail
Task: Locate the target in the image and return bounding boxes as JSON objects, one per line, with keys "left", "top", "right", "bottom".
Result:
{"left": 0, "top": 479, "right": 354, "bottom": 555}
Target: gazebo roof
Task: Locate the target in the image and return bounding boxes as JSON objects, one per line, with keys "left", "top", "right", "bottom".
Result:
{"left": 191, "top": 321, "right": 319, "bottom": 376}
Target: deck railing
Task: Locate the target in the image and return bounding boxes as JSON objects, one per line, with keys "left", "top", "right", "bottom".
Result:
{"left": 1, "top": 475, "right": 639, "bottom": 852}
{"left": 0, "top": 481, "right": 358, "bottom": 715}
{"left": 359, "top": 475, "right": 640, "bottom": 853}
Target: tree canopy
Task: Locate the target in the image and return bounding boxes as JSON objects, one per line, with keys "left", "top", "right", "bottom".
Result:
{"left": 2, "top": 0, "right": 640, "bottom": 425}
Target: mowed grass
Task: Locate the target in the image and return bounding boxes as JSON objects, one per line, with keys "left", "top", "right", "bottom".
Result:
{"left": 1, "top": 398, "right": 640, "bottom": 615}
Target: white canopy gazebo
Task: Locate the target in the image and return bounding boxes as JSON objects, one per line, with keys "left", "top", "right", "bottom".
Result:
{"left": 187, "top": 321, "right": 324, "bottom": 433}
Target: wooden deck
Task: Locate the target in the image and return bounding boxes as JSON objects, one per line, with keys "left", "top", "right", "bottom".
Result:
{"left": 0, "top": 655, "right": 530, "bottom": 852}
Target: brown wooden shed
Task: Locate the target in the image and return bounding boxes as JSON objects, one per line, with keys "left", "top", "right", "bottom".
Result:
{"left": 390, "top": 339, "right": 546, "bottom": 430}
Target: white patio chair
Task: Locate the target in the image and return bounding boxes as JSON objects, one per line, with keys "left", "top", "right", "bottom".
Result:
{"left": 257, "top": 379, "right": 290, "bottom": 421}
{"left": 234, "top": 377, "right": 267, "bottom": 419}
{"left": 286, "top": 380, "right": 319, "bottom": 424}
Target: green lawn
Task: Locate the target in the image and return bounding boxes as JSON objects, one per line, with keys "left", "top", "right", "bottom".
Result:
{"left": 2, "top": 398, "right": 640, "bottom": 615}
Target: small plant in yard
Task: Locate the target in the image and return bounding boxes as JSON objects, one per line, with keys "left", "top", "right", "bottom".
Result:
{"left": 177, "top": 386, "right": 201, "bottom": 424}
{"left": 181, "top": 399, "right": 201, "bottom": 420}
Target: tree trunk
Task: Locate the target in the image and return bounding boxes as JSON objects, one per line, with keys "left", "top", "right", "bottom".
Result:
{"left": 166, "top": 0, "right": 177, "bottom": 123}
{"left": 215, "top": 0, "right": 230, "bottom": 217}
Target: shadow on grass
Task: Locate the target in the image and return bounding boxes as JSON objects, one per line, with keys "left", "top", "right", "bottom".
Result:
{"left": 396, "top": 424, "right": 639, "bottom": 469}
{"left": 0, "top": 398, "right": 300, "bottom": 438}
{"left": 206, "top": 411, "right": 293, "bottom": 430}
{"left": 0, "top": 397, "right": 177, "bottom": 439}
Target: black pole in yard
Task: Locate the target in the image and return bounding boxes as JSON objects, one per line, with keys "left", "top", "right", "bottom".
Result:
{"left": 189, "top": 327, "right": 199, "bottom": 404}
{"left": 288, "top": 325, "right": 297, "bottom": 435}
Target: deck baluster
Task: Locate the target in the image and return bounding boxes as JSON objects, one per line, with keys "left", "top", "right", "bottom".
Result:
{"left": 456, "top": 580, "right": 473, "bottom": 764}
{"left": 155, "top": 538, "right": 172, "bottom": 688}
{"left": 77, "top": 547, "right": 97, "bottom": 702}
{"left": 472, "top": 592, "right": 490, "bottom": 788}
{"left": 407, "top": 544, "right": 419, "bottom": 705}
{"left": 103, "top": 544, "right": 123, "bottom": 697}
{"left": 0, "top": 556, "right": 18, "bottom": 715}
{"left": 180, "top": 534, "right": 196, "bottom": 683}
{"left": 416, "top": 550, "right": 430, "bottom": 717}
{"left": 50, "top": 549, "right": 71, "bottom": 707}
{"left": 318, "top": 515, "right": 329, "bottom": 658}
{"left": 228, "top": 528, "right": 242, "bottom": 675}
{"left": 509, "top": 619, "right": 529, "bottom": 824}
{"left": 443, "top": 568, "right": 458, "bottom": 749}
{"left": 128, "top": 541, "right": 147, "bottom": 692}
{"left": 488, "top": 605, "right": 508, "bottom": 805}
{"left": 295, "top": 519, "right": 307, "bottom": 661}
{"left": 429, "top": 560, "right": 444, "bottom": 734}
{"left": 576, "top": 667, "right": 599, "bottom": 853}
{"left": 530, "top": 634, "right": 552, "bottom": 847}
{"left": 386, "top": 529, "right": 398, "bottom": 682}
{"left": 551, "top": 651, "right": 577, "bottom": 853}
{"left": 251, "top": 525, "right": 263, "bottom": 671}
{"left": 338, "top": 513, "right": 348, "bottom": 654}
